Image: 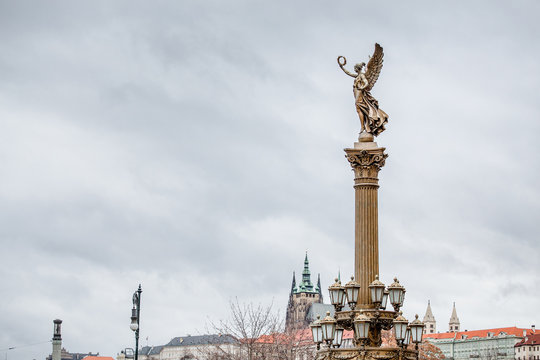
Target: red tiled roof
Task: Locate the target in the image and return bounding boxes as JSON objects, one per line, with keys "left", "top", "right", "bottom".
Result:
{"left": 423, "top": 327, "right": 534, "bottom": 341}
{"left": 515, "top": 333, "right": 540, "bottom": 347}
{"left": 83, "top": 357, "right": 114, "bottom": 360}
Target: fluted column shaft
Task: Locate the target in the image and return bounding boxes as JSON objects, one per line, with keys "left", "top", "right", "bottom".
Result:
{"left": 345, "top": 144, "right": 387, "bottom": 308}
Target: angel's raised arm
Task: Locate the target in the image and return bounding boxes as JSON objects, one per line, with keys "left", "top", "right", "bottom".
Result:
{"left": 337, "top": 56, "right": 357, "bottom": 78}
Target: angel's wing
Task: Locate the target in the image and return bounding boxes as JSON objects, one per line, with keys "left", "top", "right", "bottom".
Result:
{"left": 365, "top": 43, "right": 384, "bottom": 92}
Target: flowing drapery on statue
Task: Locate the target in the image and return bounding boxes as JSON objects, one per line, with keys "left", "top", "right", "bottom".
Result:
{"left": 338, "top": 43, "right": 388, "bottom": 137}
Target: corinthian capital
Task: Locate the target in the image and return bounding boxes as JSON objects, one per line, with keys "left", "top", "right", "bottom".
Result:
{"left": 345, "top": 150, "right": 387, "bottom": 170}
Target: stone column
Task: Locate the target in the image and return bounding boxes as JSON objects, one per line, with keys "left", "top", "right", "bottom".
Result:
{"left": 52, "top": 319, "right": 62, "bottom": 360}
{"left": 345, "top": 137, "right": 387, "bottom": 309}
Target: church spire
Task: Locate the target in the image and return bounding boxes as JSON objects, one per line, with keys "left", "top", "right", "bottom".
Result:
{"left": 298, "top": 252, "right": 314, "bottom": 292}
{"left": 290, "top": 271, "right": 297, "bottom": 295}
{"left": 423, "top": 300, "right": 435, "bottom": 322}
{"left": 316, "top": 273, "right": 323, "bottom": 301}
{"left": 423, "top": 300, "right": 436, "bottom": 334}
{"left": 449, "top": 302, "right": 460, "bottom": 332}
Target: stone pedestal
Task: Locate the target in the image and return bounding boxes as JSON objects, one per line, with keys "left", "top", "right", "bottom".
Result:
{"left": 345, "top": 138, "right": 387, "bottom": 309}
{"left": 52, "top": 319, "right": 62, "bottom": 360}
{"left": 52, "top": 339, "right": 61, "bottom": 360}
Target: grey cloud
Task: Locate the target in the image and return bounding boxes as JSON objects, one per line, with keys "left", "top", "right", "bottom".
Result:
{"left": 1, "top": 1, "right": 539, "bottom": 360}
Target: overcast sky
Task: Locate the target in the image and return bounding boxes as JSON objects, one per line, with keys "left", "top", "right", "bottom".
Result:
{"left": 1, "top": 1, "right": 539, "bottom": 359}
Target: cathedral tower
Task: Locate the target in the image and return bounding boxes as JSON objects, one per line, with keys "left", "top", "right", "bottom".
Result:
{"left": 449, "top": 302, "right": 460, "bottom": 332}
{"left": 285, "top": 253, "right": 323, "bottom": 331}
{"left": 423, "top": 300, "right": 436, "bottom": 334}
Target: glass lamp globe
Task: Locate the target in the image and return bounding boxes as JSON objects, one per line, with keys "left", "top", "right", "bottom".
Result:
{"left": 404, "top": 327, "right": 412, "bottom": 346}
{"left": 344, "top": 276, "right": 361, "bottom": 310}
{"left": 388, "top": 278, "right": 406, "bottom": 310}
{"left": 310, "top": 315, "right": 323, "bottom": 344}
{"left": 130, "top": 307, "right": 138, "bottom": 332}
{"left": 320, "top": 311, "right": 337, "bottom": 344}
{"left": 332, "top": 327, "right": 344, "bottom": 348}
{"left": 393, "top": 312, "right": 409, "bottom": 342}
{"left": 368, "top": 275, "right": 385, "bottom": 307}
{"left": 410, "top": 314, "right": 425, "bottom": 344}
{"left": 328, "top": 278, "right": 345, "bottom": 311}
{"left": 381, "top": 290, "right": 389, "bottom": 310}
{"left": 353, "top": 313, "right": 371, "bottom": 340}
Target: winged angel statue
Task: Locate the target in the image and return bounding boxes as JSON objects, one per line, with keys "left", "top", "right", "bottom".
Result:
{"left": 338, "top": 43, "right": 388, "bottom": 137}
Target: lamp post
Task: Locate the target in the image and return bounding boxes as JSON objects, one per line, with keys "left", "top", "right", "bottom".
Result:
{"left": 410, "top": 314, "right": 425, "bottom": 360}
{"left": 310, "top": 315, "right": 323, "bottom": 350}
{"left": 393, "top": 312, "right": 409, "bottom": 345}
{"left": 309, "top": 43, "right": 425, "bottom": 360}
{"left": 344, "top": 276, "right": 361, "bottom": 311}
{"left": 328, "top": 278, "right": 346, "bottom": 312}
{"left": 320, "top": 312, "right": 337, "bottom": 347}
{"left": 130, "top": 284, "right": 142, "bottom": 360}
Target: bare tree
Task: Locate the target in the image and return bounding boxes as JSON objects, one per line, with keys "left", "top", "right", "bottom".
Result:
{"left": 204, "top": 298, "right": 290, "bottom": 360}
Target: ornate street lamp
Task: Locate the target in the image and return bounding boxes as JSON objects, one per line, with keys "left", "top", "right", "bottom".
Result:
{"left": 381, "top": 289, "right": 389, "bottom": 310}
{"left": 344, "top": 276, "right": 361, "bottom": 310}
{"left": 130, "top": 284, "right": 142, "bottom": 360}
{"left": 403, "top": 327, "right": 412, "bottom": 348}
{"left": 409, "top": 314, "right": 425, "bottom": 345}
{"left": 320, "top": 312, "right": 337, "bottom": 346}
{"left": 353, "top": 313, "right": 370, "bottom": 345}
{"left": 410, "top": 315, "right": 425, "bottom": 360}
{"left": 393, "top": 312, "right": 409, "bottom": 344}
{"left": 328, "top": 278, "right": 346, "bottom": 312}
{"left": 332, "top": 327, "right": 344, "bottom": 348}
{"left": 368, "top": 275, "right": 385, "bottom": 308}
{"left": 388, "top": 278, "right": 406, "bottom": 311}
{"left": 310, "top": 315, "right": 323, "bottom": 350}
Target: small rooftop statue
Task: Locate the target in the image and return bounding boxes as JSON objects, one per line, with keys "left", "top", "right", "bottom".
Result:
{"left": 338, "top": 43, "right": 388, "bottom": 140}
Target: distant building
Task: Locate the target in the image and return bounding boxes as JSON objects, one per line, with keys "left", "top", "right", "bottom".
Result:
{"left": 46, "top": 348, "right": 100, "bottom": 360}
{"left": 118, "top": 334, "right": 238, "bottom": 360}
{"left": 285, "top": 253, "right": 333, "bottom": 331}
{"left": 423, "top": 301, "right": 437, "bottom": 334}
{"left": 424, "top": 327, "right": 534, "bottom": 360}
{"left": 514, "top": 329, "right": 539, "bottom": 360}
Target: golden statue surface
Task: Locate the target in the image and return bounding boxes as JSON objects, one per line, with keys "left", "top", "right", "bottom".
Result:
{"left": 338, "top": 43, "right": 388, "bottom": 138}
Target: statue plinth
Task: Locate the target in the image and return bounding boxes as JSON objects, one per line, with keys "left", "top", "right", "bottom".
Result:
{"left": 345, "top": 140, "right": 387, "bottom": 309}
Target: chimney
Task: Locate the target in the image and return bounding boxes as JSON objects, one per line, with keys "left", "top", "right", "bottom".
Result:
{"left": 523, "top": 329, "right": 527, "bottom": 337}
{"left": 52, "top": 319, "right": 62, "bottom": 360}
{"left": 532, "top": 325, "right": 536, "bottom": 334}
